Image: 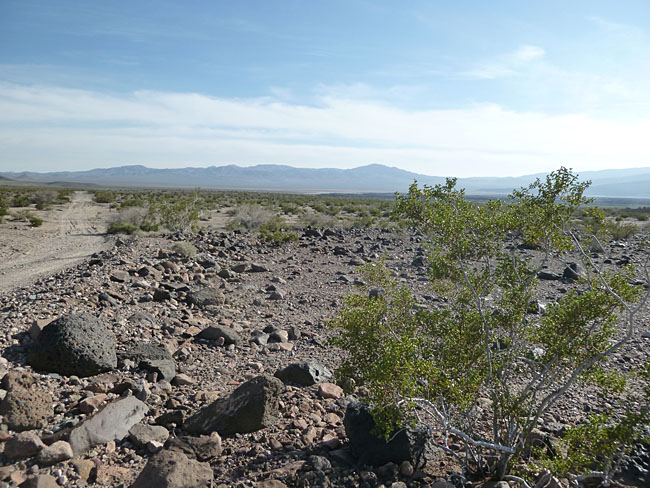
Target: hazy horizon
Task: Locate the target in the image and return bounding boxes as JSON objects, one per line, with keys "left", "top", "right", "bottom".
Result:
{"left": 2, "top": 1, "right": 650, "bottom": 177}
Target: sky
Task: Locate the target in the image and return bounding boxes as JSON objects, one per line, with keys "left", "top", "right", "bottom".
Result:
{"left": 1, "top": 1, "right": 650, "bottom": 177}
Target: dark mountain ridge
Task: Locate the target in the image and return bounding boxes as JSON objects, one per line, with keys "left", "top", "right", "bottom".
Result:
{"left": 2, "top": 163, "right": 649, "bottom": 198}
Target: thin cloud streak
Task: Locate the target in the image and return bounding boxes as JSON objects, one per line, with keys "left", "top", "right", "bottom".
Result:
{"left": 1, "top": 82, "right": 650, "bottom": 176}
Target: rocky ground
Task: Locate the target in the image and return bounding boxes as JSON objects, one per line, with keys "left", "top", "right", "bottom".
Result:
{"left": 0, "top": 222, "right": 649, "bottom": 488}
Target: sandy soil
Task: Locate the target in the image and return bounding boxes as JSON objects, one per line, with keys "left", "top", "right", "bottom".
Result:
{"left": 0, "top": 191, "right": 113, "bottom": 292}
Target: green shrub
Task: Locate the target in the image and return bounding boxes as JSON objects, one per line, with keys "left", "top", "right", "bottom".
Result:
{"left": 172, "top": 241, "right": 197, "bottom": 258}
{"left": 139, "top": 220, "right": 159, "bottom": 232}
{"left": 29, "top": 215, "right": 43, "bottom": 227}
{"left": 332, "top": 168, "right": 649, "bottom": 485}
{"left": 11, "top": 194, "right": 30, "bottom": 207}
{"left": 107, "top": 221, "right": 139, "bottom": 234}
{"left": 259, "top": 227, "right": 298, "bottom": 245}
{"left": 607, "top": 220, "right": 638, "bottom": 240}
{"left": 94, "top": 191, "right": 116, "bottom": 203}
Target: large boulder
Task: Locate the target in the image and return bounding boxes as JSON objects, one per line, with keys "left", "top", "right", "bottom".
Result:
{"left": 69, "top": 396, "right": 148, "bottom": 455}
{"left": 274, "top": 360, "right": 332, "bottom": 386}
{"left": 119, "top": 343, "right": 176, "bottom": 382}
{"left": 130, "top": 449, "right": 213, "bottom": 488}
{"left": 0, "top": 372, "right": 53, "bottom": 431}
{"left": 184, "top": 375, "right": 283, "bottom": 436}
{"left": 28, "top": 313, "right": 117, "bottom": 377}
{"left": 344, "top": 401, "right": 434, "bottom": 467}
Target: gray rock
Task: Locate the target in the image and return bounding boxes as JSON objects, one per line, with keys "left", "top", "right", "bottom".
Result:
{"left": 129, "top": 423, "right": 170, "bottom": 448}
{"left": 268, "top": 290, "right": 285, "bottom": 300}
{"left": 231, "top": 263, "right": 248, "bottom": 273}
{"left": 0, "top": 372, "right": 53, "bottom": 431}
{"left": 4, "top": 431, "right": 45, "bottom": 459}
{"left": 274, "top": 360, "right": 332, "bottom": 386}
{"left": 69, "top": 396, "right": 148, "bottom": 455}
{"left": 344, "top": 401, "right": 434, "bottom": 467}
{"left": 130, "top": 449, "right": 213, "bottom": 488}
{"left": 309, "top": 455, "right": 332, "bottom": 471}
{"left": 185, "top": 375, "right": 283, "bottom": 435}
{"left": 28, "top": 313, "right": 117, "bottom": 377}
{"left": 197, "top": 325, "right": 241, "bottom": 345}
{"left": 153, "top": 288, "right": 172, "bottom": 301}
{"left": 166, "top": 433, "right": 222, "bottom": 461}
{"left": 128, "top": 312, "right": 159, "bottom": 329}
{"left": 250, "top": 330, "right": 269, "bottom": 346}
{"left": 217, "top": 268, "right": 232, "bottom": 279}
{"left": 269, "top": 329, "right": 289, "bottom": 343}
{"left": 194, "top": 253, "right": 220, "bottom": 270}
{"left": 563, "top": 262, "right": 583, "bottom": 282}
{"left": 119, "top": 343, "right": 176, "bottom": 382}
{"left": 187, "top": 288, "right": 225, "bottom": 308}
{"left": 36, "top": 440, "right": 74, "bottom": 466}
{"left": 537, "top": 270, "right": 562, "bottom": 280}
{"left": 250, "top": 263, "right": 268, "bottom": 272}
{"left": 19, "top": 474, "right": 59, "bottom": 488}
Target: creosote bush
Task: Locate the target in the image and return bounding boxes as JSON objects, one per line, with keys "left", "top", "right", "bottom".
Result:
{"left": 333, "top": 168, "right": 650, "bottom": 486}
{"left": 171, "top": 241, "right": 197, "bottom": 258}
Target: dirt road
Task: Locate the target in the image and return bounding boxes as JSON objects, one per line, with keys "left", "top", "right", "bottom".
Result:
{"left": 0, "top": 191, "right": 113, "bottom": 293}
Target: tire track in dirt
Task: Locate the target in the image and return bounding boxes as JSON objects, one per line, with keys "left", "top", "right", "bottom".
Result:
{"left": 0, "top": 191, "right": 113, "bottom": 293}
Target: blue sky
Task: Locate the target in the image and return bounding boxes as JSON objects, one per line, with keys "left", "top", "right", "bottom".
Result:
{"left": 1, "top": 0, "right": 650, "bottom": 176}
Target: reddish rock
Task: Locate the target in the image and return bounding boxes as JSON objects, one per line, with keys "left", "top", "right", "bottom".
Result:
{"left": 79, "top": 393, "right": 107, "bottom": 414}
{"left": 318, "top": 382, "right": 344, "bottom": 400}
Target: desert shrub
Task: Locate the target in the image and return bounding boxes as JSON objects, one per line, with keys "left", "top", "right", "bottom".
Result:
{"left": 110, "top": 206, "right": 158, "bottom": 233}
{"left": 56, "top": 189, "right": 73, "bottom": 203}
{"left": 257, "top": 215, "right": 298, "bottom": 245}
{"left": 11, "top": 194, "right": 30, "bottom": 207}
{"left": 107, "top": 221, "right": 139, "bottom": 234}
{"left": 151, "top": 192, "right": 201, "bottom": 233}
{"left": 0, "top": 194, "right": 8, "bottom": 221}
{"left": 139, "top": 219, "right": 159, "bottom": 232}
{"left": 31, "top": 190, "right": 57, "bottom": 209}
{"left": 228, "top": 204, "right": 275, "bottom": 230}
{"left": 333, "top": 168, "right": 649, "bottom": 485}
{"left": 94, "top": 190, "right": 116, "bottom": 203}
{"left": 28, "top": 215, "right": 43, "bottom": 227}
{"left": 607, "top": 220, "right": 638, "bottom": 240}
{"left": 172, "top": 241, "right": 197, "bottom": 258}
{"left": 11, "top": 209, "right": 43, "bottom": 227}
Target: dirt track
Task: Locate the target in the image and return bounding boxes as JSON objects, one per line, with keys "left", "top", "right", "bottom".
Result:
{"left": 0, "top": 191, "right": 112, "bottom": 292}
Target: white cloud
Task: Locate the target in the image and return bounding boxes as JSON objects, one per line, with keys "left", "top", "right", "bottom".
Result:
{"left": 512, "top": 45, "right": 545, "bottom": 62}
{"left": 464, "top": 44, "right": 546, "bottom": 79}
{"left": 1, "top": 82, "right": 650, "bottom": 177}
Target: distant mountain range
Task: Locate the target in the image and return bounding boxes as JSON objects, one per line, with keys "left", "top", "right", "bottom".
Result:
{"left": 1, "top": 164, "right": 650, "bottom": 199}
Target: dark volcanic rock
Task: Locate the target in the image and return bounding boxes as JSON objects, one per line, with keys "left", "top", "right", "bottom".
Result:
{"left": 184, "top": 375, "right": 283, "bottom": 435}
{"left": 119, "top": 343, "right": 176, "bottom": 381}
{"left": 197, "top": 325, "right": 241, "bottom": 345}
{"left": 274, "top": 360, "right": 332, "bottom": 386}
{"left": 537, "top": 270, "right": 562, "bottom": 281}
{"left": 27, "top": 313, "right": 117, "bottom": 377}
{"left": 344, "top": 401, "right": 433, "bottom": 467}
{"left": 0, "top": 372, "right": 54, "bottom": 431}
{"left": 130, "top": 449, "right": 213, "bottom": 488}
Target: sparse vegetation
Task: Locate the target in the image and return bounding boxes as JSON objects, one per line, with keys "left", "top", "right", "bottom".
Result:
{"left": 107, "top": 221, "right": 139, "bottom": 235}
{"left": 93, "top": 190, "right": 116, "bottom": 203}
{"left": 171, "top": 241, "right": 197, "bottom": 258}
{"left": 332, "top": 168, "right": 650, "bottom": 485}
